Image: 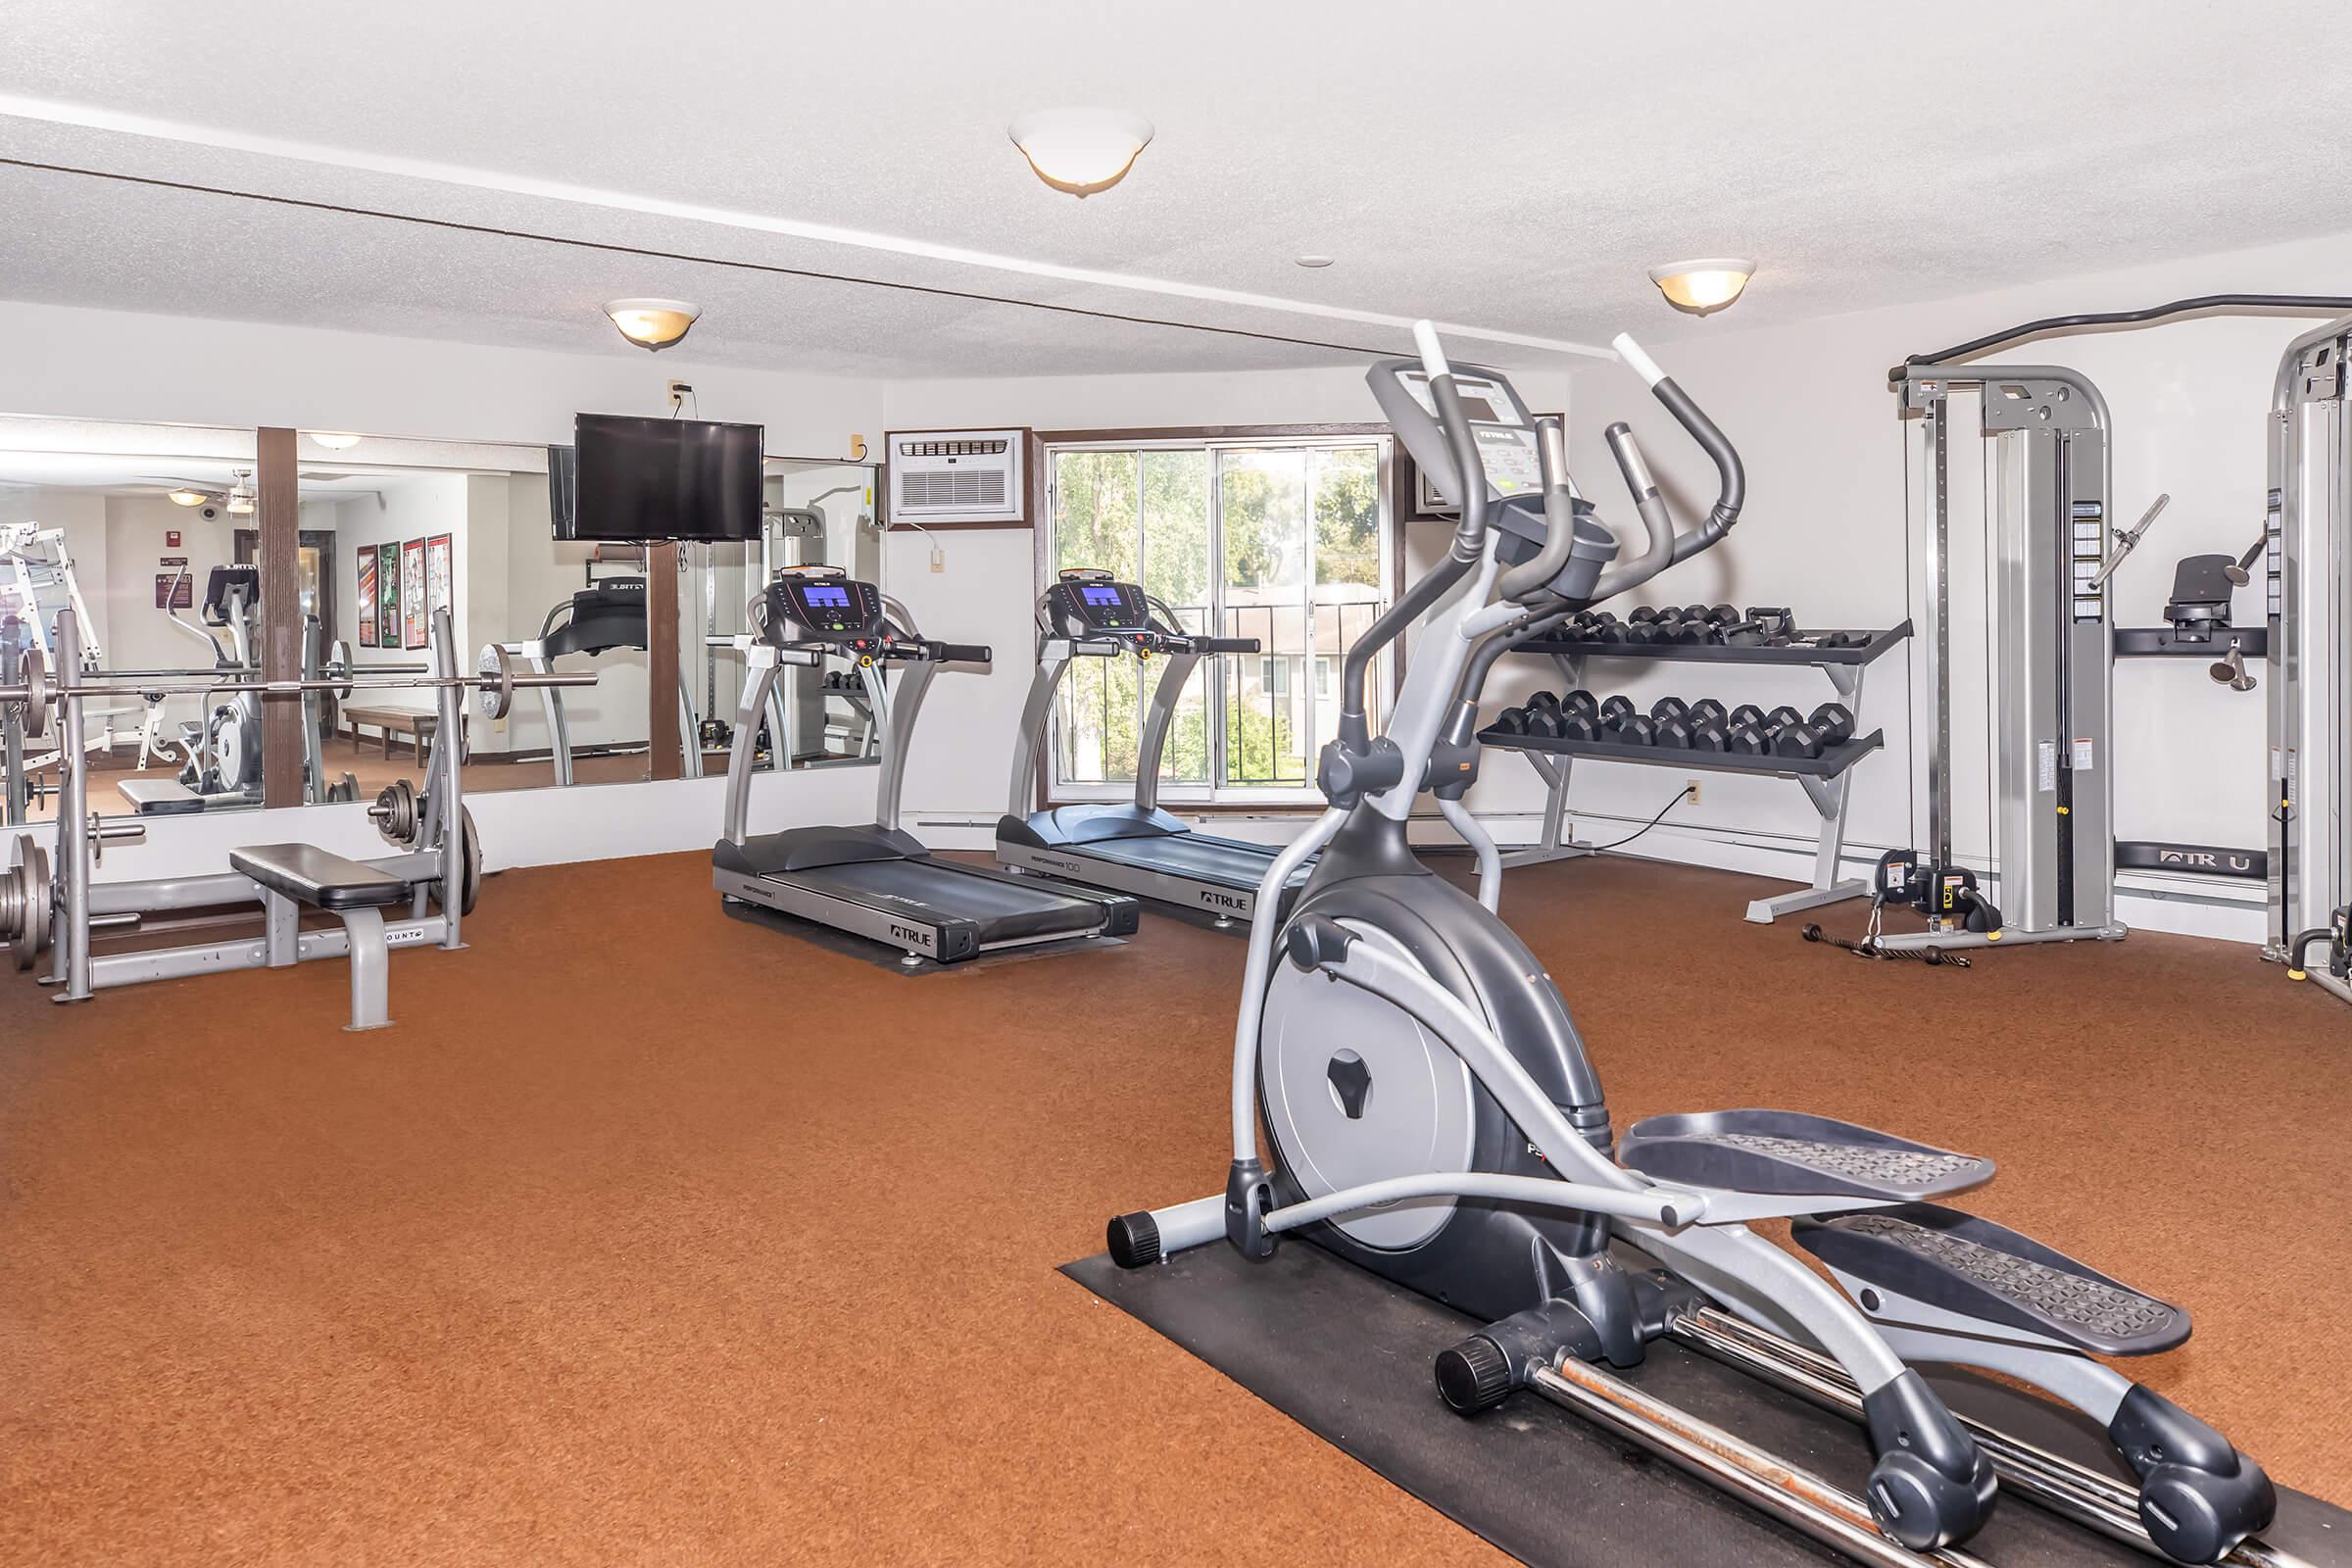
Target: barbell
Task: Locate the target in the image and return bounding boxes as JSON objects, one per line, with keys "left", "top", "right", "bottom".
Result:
{"left": 0, "top": 644, "right": 589, "bottom": 732}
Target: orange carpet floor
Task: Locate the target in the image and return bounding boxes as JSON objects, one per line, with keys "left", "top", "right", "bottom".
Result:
{"left": 2, "top": 849, "right": 2346, "bottom": 1565}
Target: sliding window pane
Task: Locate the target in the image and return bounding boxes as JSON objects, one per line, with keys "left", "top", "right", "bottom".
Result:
{"left": 1052, "top": 450, "right": 1141, "bottom": 786}
{"left": 1309, "top": 445, "right": 1384, "bottom": 758}
{"left": 1217, "top": 449, "right": 1309, "bottom": 787}
{"left": 1140, "top": 449, "right": 1212, "bottom": 787}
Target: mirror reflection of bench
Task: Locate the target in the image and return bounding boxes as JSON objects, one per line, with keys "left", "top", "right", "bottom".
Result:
{"left": 342, "top": 703, "right": 439, "bottom": 761}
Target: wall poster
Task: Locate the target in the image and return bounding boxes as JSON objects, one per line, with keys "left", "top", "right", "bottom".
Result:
{"left": 424, "top": 533, "right": 455, "bottom": 625}
{"left": 376, "top": 541, "right": 401, "bottom": 653}
{"left": 357, "top": 550, "right": 379, "bottom": 647}
{"left": 401, "top": 537, "right": 427, "bottom": 651}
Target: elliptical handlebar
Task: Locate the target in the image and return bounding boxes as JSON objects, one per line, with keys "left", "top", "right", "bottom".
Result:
{"left": 1611, "top": 331, "right": 1746, "bottom": 565}
{"left": 1494, "top": 416, "right": 1582, "bottom": 606}
{"left": 1334, "top": 323, "right": 1493, "bottom": 755}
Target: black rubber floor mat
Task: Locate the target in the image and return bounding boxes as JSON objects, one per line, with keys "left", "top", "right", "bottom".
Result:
{"left": 1063, "top": 1240, "right": 2351, "bottom": 1567}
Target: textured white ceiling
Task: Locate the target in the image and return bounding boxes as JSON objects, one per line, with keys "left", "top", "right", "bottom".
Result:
{"left": 3, "top": 0, "right": 2351, "bottom": 378}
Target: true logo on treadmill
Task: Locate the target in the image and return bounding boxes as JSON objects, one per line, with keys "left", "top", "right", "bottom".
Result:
{"left": 888, "top": 923, "right": 929, "bottom": 947}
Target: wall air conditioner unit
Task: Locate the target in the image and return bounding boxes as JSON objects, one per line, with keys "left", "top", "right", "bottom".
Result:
{"left": 885, "top": 428, "right": 1027, "bottom": 525}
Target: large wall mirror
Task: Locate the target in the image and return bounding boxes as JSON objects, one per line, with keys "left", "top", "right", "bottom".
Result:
{"left": 0, "top": 415, "right": 262, "bottom": 824}
{"left": 678, "top": 457, "right": 883, "bottom": 773}
{"left": 294, "top": 431, "right": 674, "bottom": 804}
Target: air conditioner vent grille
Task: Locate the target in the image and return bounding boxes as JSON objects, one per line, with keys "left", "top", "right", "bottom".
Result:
{"left": 886, "top": 427, "right": 1024, "bottom": 523}
{"left": 899, "top": 468, "right": 1008, "bottom": 510}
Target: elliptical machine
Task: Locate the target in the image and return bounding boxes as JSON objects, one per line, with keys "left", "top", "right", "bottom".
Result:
{"left": 1108, "top": 324, "right": 2275, "bottom": 1565}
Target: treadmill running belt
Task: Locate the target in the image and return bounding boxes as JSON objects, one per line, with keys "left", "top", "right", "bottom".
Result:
{"left": 785, "top": 858, "right": 1109, "bottom": 941}
{"left": 1069, "top": 831, "right": 1308, "bottom": 891}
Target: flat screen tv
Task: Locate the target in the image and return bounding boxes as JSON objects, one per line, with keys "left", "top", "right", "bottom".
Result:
{"left": 554, "top": 414, "right": 765, "bottom": 542}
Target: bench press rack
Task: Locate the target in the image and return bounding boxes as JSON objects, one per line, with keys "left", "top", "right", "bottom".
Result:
{"left": 1, "top": 605, "right": 591, "bottom": 1028}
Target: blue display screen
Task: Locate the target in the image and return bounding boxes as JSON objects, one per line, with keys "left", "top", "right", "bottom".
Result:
{"left": 804, "top": 584, "right": 851, "bottom": 608}
{"left": 1082, "top": 585, "right": 1124, "bottom": 606}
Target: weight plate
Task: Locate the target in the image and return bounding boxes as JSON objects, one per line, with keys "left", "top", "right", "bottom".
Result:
{"left": 476, "top": 644, "right": 518, "bottom": 720}
{"left": 20, "top": 648, "right": 48, "bottom": 739}
{"left": 429, "top": 806, "right": 483, "bottom": 917}
{"left": 5, "top": 838, "right": 52, "bottom": 971}
{"left": 369, "top": 777, "right": 419, "bottom": 847}
{"left": 328, "top": 640, "right": 355, "bottom": 701}
{"left": 333, "top": 770, "right": 359, "bottom": 804}
{"left": 461, "top": 806, "right": 482, "bottom": 915}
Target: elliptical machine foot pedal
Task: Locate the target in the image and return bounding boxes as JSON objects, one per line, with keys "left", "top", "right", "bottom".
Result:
{"left": 1795, "top": 1204, "right": 2278, "bottom": 1563}
{"left": 1794, "top": 1203, "right": 2185, "bottom": 1354}
{"left": 1616, "top": 1110, "right": 1994, "bottom": 1200}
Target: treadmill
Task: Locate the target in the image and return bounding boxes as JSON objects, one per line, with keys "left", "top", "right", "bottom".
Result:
{"left": 713, "top": 564, "right": 1140, "bottom": 966}
{"left": 491, "top": 574, "right": 708, "bottom": 785}
{"left": 996, "top": 568, "right": 1312, "bottom": 927}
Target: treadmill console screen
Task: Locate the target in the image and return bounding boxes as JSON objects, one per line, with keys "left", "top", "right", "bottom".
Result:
{"left": 773, "top": 574, "right": 884, "bottom": 638}
{"left": 1054, "top": 577, "right": 1151, "bottom": 632}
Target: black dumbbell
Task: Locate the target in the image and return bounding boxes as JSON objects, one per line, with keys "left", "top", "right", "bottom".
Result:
{"left": 1598, "top": 695, "right": 1638, "bottom": 732}
{"left": 1690, "top": 699, "right": 1729, "bottom": 729}
{"left": 1816, "top": 630, "right": 1860, "bottom": 649}
{"left": 1769, "top": 702, "right": 1859, "bottom": 760}
{"left": 1563, "top": 689, "right": 1600, "bottom": 720}
{"left": 1527, "top": 691, "right": 1564, "bottom": 721}
{"left": 1809, "top": 702, "right": 1856, "bottom": 744}
{"left": 1651, "top": 697, "right": 1692, "bottom": 724}
{"left": 1494, "top": 707, "right": 1533, "bottom": 734}
{"left": 1729, "top": 703, "right": 1768, "bottom": 732}
{"left": 1764, "top": 705, "right": 1805, "bottom": 735}
{"left": 1672, "top": 617, "right": 1724, "bottom": 646}
{"left": 1629, "top": 606, "right": 1664, "bottom": 625}
{"left": 1746, "top": 607, "right": 1798, "bottom": 644}
{"left": 1706, "top": 603, "right": 1741, "bottom": 626}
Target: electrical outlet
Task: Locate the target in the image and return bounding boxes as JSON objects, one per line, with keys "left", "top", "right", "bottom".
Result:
{"left": 1685, "top": 778, "right": 1700, "bottom": 806}
{"left": 930, "top": 545, "right": 946, "bottom": 573}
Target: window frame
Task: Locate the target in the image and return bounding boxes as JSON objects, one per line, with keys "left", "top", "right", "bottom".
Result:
{"left": 1031, "top": 422, "right": 1399, "bottom": 809}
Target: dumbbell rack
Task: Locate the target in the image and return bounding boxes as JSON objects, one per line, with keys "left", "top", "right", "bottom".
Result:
{"left": 1483, "top": 621, "right": 1911, "bottom": 924}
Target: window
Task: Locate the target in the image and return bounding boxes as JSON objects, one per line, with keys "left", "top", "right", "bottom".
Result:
{"left": 1045, "top": 435, "right": 1393, "bottom": 803}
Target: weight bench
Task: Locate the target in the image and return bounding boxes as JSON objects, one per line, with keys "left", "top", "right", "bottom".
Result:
{"left": 118, "top": 777, "right": 206, "bottom": 815}
{"left": 228, "top": 844, "right": 412, "bottom": 1031}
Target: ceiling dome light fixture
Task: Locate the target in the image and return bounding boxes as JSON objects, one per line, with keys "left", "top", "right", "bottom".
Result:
{"left": 309, "top": 431, "right": 363, "bottom": 451}
{"left": 603, "top": 298, "right": 703, "bottom": 352}
{"left": 1646, "top": 258, "right": 1757, "bottom": 316}
{"left": 1295, "top": 254, "right": 1335, "bottom": 269}
{"left": 1007, "top": 109, "right": 1154, "bottom": 197}
{"left": 166, "top": 487, "right": 209, "bottom": 508}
